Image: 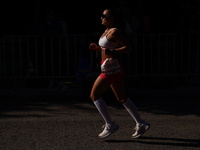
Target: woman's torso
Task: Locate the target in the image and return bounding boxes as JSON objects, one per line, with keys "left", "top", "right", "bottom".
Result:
{"left": 98, "top": 28, "right": 120, "bottom": 60}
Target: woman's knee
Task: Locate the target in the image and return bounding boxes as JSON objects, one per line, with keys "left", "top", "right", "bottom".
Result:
{"left": 117, "top": 97, "right": 128, "bottom": 104}
{"left": 90, "top": 93, "right": 99, "bottom": 102}
{"left": 90, "top": 94, "right": 95, "bottom": 101}
{"left": 117, "top": 99, "right": 125, "bottom": 104}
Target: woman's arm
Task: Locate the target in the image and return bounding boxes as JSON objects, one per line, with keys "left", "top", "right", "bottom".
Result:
{"left": 89, "top": 43, "right": 101, "bottom": 52}
{"left": 108, "top": 29, "right": 132, "bottom": 53}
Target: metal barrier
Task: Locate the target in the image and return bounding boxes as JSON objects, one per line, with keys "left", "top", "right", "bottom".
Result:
{"left": 124, "top": 33, "right": 200, "bottom": 78}
{"left": 0, "top": 34, "right": 199, "bottom": 83}
{"left": 0, "top": 35, "right": 97, "bottom": 80}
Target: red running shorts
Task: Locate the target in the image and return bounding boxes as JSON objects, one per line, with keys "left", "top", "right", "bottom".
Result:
{"left": 99, "top": 60, "right": 125, "bottom": 84}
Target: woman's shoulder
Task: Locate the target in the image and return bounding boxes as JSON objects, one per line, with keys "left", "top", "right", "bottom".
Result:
{"left": 110, "top": 28, "right": 123, "bottom": 37}
{"left": 110, "top": 28, "right": 118, "bottom": 32}
{"left": 109, "top": 28, "right": 122, "bottom": 34}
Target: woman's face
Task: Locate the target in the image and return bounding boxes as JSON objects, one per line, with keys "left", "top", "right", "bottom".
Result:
{"left": 101, "top": 9, "right": 113, "bottom": 26}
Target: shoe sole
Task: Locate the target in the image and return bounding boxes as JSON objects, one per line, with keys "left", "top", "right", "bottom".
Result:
{"left": 98, "top": 125, "right": 119, "bottom": 139}
{"left": 131, "top": 124, "right": 150, "bottom": 139}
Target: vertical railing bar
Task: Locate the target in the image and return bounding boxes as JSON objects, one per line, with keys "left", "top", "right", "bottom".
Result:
{"left": 35, "top": 36, "right": 38, "bottom": 76}
{"left": 173, "top": 33, "right": 176, "bottom": 73}
{"left": 74, "top": 36, "right": 77, "bottom": 77}
{"left": 180, "top": 34, "right": 183, "bottom": 74}
{"left": 11, "top": 36, "right": 16, "bottom": 89}
{"left": 165, "top": 34, "right": 168, "bottom": 74}
{"left": 188, "top": 35, "right": 191, "bottom": 76}
{"left": 19, "top": 37, "right": 22, "bottom": 77}
{"left": 127, "top": 35, "right": 131, "bottom": 75}
{"left": 158, "top": 34, "right": 161, "bottom": 74}
{"left": 58, "top": 37, "right": 62, "bottom": 76}
{"left": 3, "top": 37, "right": 6, "bottom": 78}
{"left": 66, "top": 36, "right": 70, "bottom": 77}
{"left": 27, "top": 37, "right": 30, "bottom": 77}
{"left": 150, "top": 34, "right": 153, "bottom": 76}
{"left": 196, "top": 35, "right": 199, "bottom": 75}
{"left": 11, "top": 36, "right": 15, "bottom": 78}
{"left": 51, "top": 36, "right": 54, "bottom": 78}
{"left": 142, "top": 35, "right": 145, "bottom": 76}
{"left": 42, "top": 37, "right": 46, "bottom": 76}
{"left": 135, "top": 34, "right": 138, "bottom": 76}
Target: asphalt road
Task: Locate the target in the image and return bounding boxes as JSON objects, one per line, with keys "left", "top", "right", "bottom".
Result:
{"left": 0, "top": 86, "right": 200, "bottom": 150}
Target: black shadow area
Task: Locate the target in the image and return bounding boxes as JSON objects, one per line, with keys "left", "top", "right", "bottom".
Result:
{"left": 105, "top": 136, "right": 200, "bottom": 148}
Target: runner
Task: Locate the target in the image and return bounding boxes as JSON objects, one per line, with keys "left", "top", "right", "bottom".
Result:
{"left": 89, "top": 8, "right": 150, "bottom": 139}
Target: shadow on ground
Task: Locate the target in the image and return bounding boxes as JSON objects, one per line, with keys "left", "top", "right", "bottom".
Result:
{"left": 105, "top": 136, "right": 200, "bottom": 148}
{"left": 0, "top": 83, "right": 200, "bottom": 118}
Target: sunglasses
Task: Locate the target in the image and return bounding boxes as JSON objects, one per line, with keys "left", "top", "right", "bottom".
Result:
{"left": 101, "top": 14, "right": 108, "bottom": 18}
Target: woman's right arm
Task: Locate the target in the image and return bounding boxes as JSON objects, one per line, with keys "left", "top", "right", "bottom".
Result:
{"left": 89, "top": 43, "right": 101, "bottom": 51}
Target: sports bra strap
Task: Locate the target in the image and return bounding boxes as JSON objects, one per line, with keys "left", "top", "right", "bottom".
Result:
{"left": 106, "top": 28, "right": 117, "bottom": 36}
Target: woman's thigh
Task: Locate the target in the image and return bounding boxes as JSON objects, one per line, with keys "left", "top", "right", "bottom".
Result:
{"left": 90, "top": 76, "right": 110, "bottom": 101}
{"left": 110, "top": 81, "right": 128, "bottom": 103}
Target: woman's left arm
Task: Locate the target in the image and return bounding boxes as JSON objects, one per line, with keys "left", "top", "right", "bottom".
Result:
{"left": 111, "top": 29, "right": 132, "bottom": 53}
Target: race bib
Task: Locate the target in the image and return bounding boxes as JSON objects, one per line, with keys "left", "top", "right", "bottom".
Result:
{"left": 101, "top": 58, "right": 121, "bottom": 75}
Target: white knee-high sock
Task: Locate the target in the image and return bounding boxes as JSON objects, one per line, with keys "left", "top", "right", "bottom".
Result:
{"left": 94, "top": 98, "right": 113, "bottom": 126}
{"left": 123, "top": 98, "right": 143, "bottom": 125}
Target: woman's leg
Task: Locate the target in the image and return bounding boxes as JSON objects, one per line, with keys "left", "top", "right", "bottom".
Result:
{"left": 90, "top": 76, "right": 112, "bottom": 125}
{"left": 90, "top": 76, "right": 119, "bottom": 138}
{"left": 90, "top": 75, "right": 109, "bottom": 102}
{"left": 110, "top": 81, "right": 143, "bottom": 125}
{"left": 110, "top": 80, "right": 150, "bottom": 138}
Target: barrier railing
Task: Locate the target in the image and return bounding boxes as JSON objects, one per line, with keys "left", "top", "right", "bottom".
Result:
{"left": 124, "top": 33, "right": 200, "bottom": 78}
{"left": 0, "top": 34, "right": 199, "bottom": 82}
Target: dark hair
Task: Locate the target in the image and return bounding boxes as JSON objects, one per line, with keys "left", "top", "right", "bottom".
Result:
{"left": 104, "top": 8, "right": 125, "bottom": 31}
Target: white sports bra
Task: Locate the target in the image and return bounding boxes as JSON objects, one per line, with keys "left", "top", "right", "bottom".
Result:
{"left": 98, "top": 28, "right": 120, "bottom": 49}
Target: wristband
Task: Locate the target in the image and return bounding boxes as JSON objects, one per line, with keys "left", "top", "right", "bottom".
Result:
{"left": 110, "top": 49, "right": 115, "bottom": 52}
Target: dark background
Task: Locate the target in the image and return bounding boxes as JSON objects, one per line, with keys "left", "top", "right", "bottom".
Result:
{"left": 1, "top": 0, "right": 200, "bottom": 36}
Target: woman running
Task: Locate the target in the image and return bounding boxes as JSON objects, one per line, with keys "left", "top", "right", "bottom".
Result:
{"left": 89, "top": 8, "right": 150, "bottom": 139}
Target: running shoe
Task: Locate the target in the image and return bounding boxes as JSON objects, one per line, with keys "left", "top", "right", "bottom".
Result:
{"left": 98, "top": 122, "right": 119, "bottom": 139}
{"left": 131, "top": 122, "right": 150, "bottom": 139}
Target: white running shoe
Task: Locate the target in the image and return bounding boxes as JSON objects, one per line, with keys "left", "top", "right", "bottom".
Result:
{"left": 98, "top": 122, "right": 119, "bottom": 139}
{"left": 132, "top": 122, "right": 150, "bottom": 139}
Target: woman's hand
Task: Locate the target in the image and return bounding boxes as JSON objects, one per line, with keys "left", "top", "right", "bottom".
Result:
{"left": 89, "top": 43, "right": 101, "bottom": 51}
